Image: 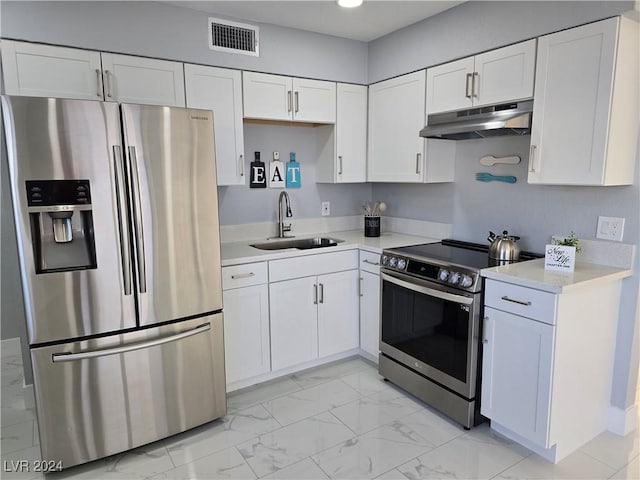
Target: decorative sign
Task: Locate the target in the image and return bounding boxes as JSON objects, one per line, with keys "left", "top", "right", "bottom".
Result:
{"left": 250, "top": 151, "right": 266, "bottom": 189}
{"left": 269, "top": 151, "right": 285, "bottom": 188}
{"left": 544, "top": 244, "right": 576, "bottom": 272}
{"left": 286, "top": 152, "right": 301, "bottom": 188}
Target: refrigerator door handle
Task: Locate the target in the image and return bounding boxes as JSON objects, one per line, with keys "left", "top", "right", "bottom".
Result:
{"left": 127, "top": 146, "right": 147, "bottom": 294}
{"left": 52, "top": 323, "right": 211, "bottom": 363}
{"left": 113, "top": 146, "right": 133, "bottom": 296}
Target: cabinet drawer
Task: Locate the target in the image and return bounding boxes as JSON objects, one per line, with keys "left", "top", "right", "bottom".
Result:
{"left": 222, "top": 262, "right": 268, "bottom": 290}
{"left": 484, "top": 280, "right": 557, "bottom": 325}
{"left": 269, "top": 250, "right": 358, "bottom": 282}
{"left": 360, "top": 250, "right": 381, "bottom": 274}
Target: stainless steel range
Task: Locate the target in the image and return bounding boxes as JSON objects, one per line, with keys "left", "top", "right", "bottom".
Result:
{"left": 378, "top": 239, "right": 540, "bottom": 429}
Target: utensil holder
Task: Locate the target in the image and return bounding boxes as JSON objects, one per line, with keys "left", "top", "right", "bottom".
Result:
{"left": 364, "top": 216, "right": 380, "bottom": 237}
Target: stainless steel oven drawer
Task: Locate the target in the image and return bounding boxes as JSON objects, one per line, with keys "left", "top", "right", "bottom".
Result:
{"left": 30, "top": 314, "right": 226, "bottom": 468}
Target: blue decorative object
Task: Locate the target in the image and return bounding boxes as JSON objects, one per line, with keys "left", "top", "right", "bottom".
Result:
{"left": 286, "top": 152, "right": 301, "bottom": 188}
{"left": 475, "top": 172, "right": 517, "bottom": 183}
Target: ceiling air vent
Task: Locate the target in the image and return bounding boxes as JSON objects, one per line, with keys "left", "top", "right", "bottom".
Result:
{"left": 209, "top": 18, "right": 259, "bottom": 56}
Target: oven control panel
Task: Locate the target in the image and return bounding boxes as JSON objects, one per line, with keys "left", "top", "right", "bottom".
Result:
{"left": 381, "top": 253, "right": 479, "bottom": 292}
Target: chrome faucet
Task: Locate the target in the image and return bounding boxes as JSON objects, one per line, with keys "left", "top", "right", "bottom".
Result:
{"left": 277, "top": 191, "right": 293, "bottom": 238}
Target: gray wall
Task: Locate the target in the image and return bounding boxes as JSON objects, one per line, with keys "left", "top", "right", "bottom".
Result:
{"left": 369, "top": 2, "right": 639, "bottom": 411}
{"left": 368, "top": 0, "right": 633, "bottom": 83}
{"left": 0, "top": 1, "right": 368, "bottom": 84}
{"left": 219, "top": 124, "right": 371, "bottom": 225}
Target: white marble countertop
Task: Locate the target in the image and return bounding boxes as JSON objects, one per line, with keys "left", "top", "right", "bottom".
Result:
{"left": 481, "top": 258, "right": 632, "bottom": 294}
{"left": 221, "top": 230, "right": 436, "bottom": 266}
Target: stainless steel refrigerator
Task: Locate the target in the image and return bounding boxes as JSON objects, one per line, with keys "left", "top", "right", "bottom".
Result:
{"left": 1, "top": 95, "right": 226, "bottom": 468}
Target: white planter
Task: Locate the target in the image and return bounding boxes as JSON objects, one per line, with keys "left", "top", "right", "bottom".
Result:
{"left": 545, "top": 244, "right": 576, "bottom": 272}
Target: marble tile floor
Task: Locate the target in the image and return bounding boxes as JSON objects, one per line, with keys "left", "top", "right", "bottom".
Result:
{"left": 1, "top": 339, "right": 639, "bottom": 480}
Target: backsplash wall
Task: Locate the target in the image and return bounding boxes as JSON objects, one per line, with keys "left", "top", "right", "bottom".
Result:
{"left": 373, "top": 133, "right": 640, "bottom": 409}
{"left": 217, "top": 123, "right": 372, "bottom": 226}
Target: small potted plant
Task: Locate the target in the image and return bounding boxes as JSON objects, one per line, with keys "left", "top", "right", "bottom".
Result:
{"left": 545, "top": 232, "right": 581, "bottom": 272}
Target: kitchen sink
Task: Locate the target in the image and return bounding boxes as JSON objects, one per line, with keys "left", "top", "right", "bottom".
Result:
{"left": 251, "top": 237, "right": 344, "bottom": 250}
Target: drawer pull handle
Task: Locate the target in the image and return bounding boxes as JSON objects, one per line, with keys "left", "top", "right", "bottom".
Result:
{"left": 362, "top": 259, "right": 380, "bottom": 266}
{"left": 231, "top": 272, "right": 255, "bottom": 280}
{"left": 501, "top": 295, "right": 532, "bottom": 306}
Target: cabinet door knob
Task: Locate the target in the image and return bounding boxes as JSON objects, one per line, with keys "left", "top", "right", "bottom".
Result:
{"left": 338, "top": 156, "right": 343, "bottom": 175}
{"left": 528, "top": 144, "right": 537, "bottom": 173}
{"left": 501, "top": 295, "right": 532, "bottom": 306}
{"left": 231, "top": 272, "right": 255, "bottom": 280}
{"left": 313, "top": 284, "right": 318, "bottom": 305}
{"left": 105, "top": 70, "right": 113, "bottom": 98}
{"left": 472, "top": 72, "right": 479, "bottom": 98}
{"left": 294, "top": 91, "right": 299, "bottom": 113}
{"left": 465, "top": 73, "right": 473, "bottom": 99}
{"left": 416, "top": 153, "right": 422, "bottom": 175}
{"left": 96, "top": 69, "right": 103, "bottom": 97}
{"left": 239, "top": 154, "right": 245, "bottom": 177}
{"left": 482, "top": 316, "right": 489, "bottom": 344}
{"left": 287, "top": 90, "right": 292, "bottom": 112}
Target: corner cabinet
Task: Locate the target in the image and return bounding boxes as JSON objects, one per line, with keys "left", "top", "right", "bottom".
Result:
{"left": 481, "top": 276, "right": 623, "bottom": 462}
{"left": 316, "top": 83, "right": 367, "bottom": 183}
{"left": 242, "top": 71, "right": 336, "bottom": 123}
{"left": 528, "top": 16, "right": 639, "bottom": 186}
{"left": 426, "top": 39, "right": 536, "bottom": 114}
{"left": 269, "top": 251, "right": 359, "bottom": 371}
{"left": 221, "top": 263, "right": 271, "bottom": 389}
{"left": 184, "top": 64, "right": 245, "bottom": 186}
{"left": 1, "top": 40, "right": 185, "bottom": 106}
{"left": 368, "top": 70, "right": 455, "bottom": 183}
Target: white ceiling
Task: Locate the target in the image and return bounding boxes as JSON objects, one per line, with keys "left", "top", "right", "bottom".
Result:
{"left": 165, "top": 1, "right": 465, "bottom": 42}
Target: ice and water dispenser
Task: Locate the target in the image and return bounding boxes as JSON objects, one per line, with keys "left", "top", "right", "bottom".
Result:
{"left": 26, "top": 180, "right": 97, "bottom": 273}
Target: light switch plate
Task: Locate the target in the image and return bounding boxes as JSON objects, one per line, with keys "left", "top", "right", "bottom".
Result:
{"left": 596, "top": 216, "right": 625, "bottom": 241}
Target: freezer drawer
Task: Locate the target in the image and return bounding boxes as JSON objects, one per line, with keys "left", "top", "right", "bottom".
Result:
{"left": 30, "top": 314, "right": 226, "bottom": 469}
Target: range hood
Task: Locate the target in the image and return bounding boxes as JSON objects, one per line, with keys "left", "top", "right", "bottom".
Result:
{"left": 420, "top": 100, "right": 533, "bottom": 140}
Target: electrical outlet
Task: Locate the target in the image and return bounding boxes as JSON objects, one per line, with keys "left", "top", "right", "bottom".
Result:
{"left": 321, "top": 201, "right": 330, "bottom": 216}
{"left": 596, "top": 216, "right": 625, "bottom": 241}
{"left": 273, "top": 151, "right": 280, "bottom": 160}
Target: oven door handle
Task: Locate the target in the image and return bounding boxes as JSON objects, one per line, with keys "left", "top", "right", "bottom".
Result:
{"left": 381, "top": 272, "right": 473, "bottom": 305}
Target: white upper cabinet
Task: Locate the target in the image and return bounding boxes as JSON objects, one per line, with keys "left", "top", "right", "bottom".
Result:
{"left": 426, "top": 39, "right": 536, "bottom": 114}
{"left": 335, "top": 84, "right": 367, "bottom": 183}
{"left": 292, "top": 77, "right": 336, "bottom": 123}
{"left": 368, "top": 70, "right": 455, "bottom": 183}
{"left": 242, "top": 71, "right": 336, "bottom": 123}
{"left": 1, "top": 41, "right": 185, "bottom": 106}
{"left": 426, "top": 57, "right": 475, "bottom": 114}
{"left": 1, "top": 40, "right": 104, "bottom": 100}
{"left": 316, "top": 83, "right": 367, "bottom": 183}
{"left": 184, "top": 64, "right": 245, "bottom": 186}
{"left": 528, "top": 16, "right": 639, "bottom": 186}
{"left": 100, "top": 53, "right": 185, "bottom": 106}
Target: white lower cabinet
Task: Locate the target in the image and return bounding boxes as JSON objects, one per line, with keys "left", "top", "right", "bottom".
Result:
{"left": 481, "top": 306, "right": 554, "bottom": 447}
{"left": 222, "top": 263, "right": 270, "bottom": 387}
{"left": 269, "top": 250, "right": 359, "bottom": 371}
{"left": 359, "top": 250, "right": 381, "bottom": 361}
{"left": 481, "top": 277, "right": 623, "bottom": 462}
{"left": 270, "top": 276, "right": 319, "bottom": 371}
{"left": 317, "top": 270, "right": 360, "bottom": 357}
